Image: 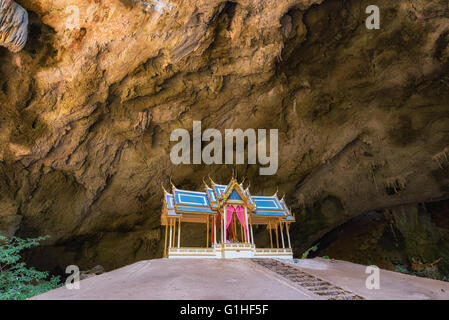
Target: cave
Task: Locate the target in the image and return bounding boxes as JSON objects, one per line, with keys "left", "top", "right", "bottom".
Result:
{"left": 304, "top": 199, "right": 449, "bottom": 281}
{"left": 0, "top": 0, "right": 449, "bottom": 300}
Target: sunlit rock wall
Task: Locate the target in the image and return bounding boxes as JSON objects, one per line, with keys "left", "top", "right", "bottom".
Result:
{"left": 0, "top": 0, "right": 447, "bottom": 271}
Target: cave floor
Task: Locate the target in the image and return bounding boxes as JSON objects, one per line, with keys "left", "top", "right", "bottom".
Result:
{"left": 31, "top": 258, "right": 449, "bottom": 300}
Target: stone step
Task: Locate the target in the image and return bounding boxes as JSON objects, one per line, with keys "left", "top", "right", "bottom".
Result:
{"left": 252, "top": 258, "right": 364, "bottom": 300}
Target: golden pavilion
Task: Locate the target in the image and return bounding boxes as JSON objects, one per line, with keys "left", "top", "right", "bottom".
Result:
{"left": 161, "top": 177, "right": 295, "bottom": 259}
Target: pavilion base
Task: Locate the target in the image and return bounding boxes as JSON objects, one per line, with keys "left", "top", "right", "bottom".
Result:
{"left": 168, "top": 243, "right": 293, "bottom": 259}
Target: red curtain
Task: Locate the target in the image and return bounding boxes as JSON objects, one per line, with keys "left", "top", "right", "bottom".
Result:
{"left": 235, "top": 206, "right": 249, "bottom": 242}
{"left": 224, "top": 205, "right": 248, "bottom": 243}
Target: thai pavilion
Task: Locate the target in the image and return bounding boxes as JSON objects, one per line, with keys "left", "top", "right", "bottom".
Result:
{"left": 161, "top": 177, "right": 295, "bottom": 259}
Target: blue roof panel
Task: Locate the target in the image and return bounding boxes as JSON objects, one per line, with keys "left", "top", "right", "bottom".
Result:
{"left": 252, "top": 196, "right": 283, "bottom": 211}
{"left": 165, "top": 193, "right": 175, "bottom": 209}
{"left": 206, "top": 188, "right": 217, "bottom": 203}
{"left": 213, "top": 184, "right": 227, "bottom": 198}
{"left": 254, "top": 210, "right": 285, "bottom": 216}
{"left": 280, "top": 199, "right": 291, "bottom": 216}
{"left": 176, "top": 206, "right": 214, "bottom": 213}
{"left": 174, "top": 189, "right": 210, "bottom": 207}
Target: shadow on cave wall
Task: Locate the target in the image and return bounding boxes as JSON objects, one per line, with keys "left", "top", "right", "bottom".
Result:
{"left": 304, "top": 199, "right": 449, "bottom": 281}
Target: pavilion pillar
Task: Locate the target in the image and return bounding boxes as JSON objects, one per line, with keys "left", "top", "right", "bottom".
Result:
{"left": 268, "top": 223, "right": 273, "bottom": 249}
{"left": 213, "top": 216, "right": 217, "bottom": 245}
{"left": 177, "top": 219, "right": 181, "bottom": 248}
{"left": 164, "top": 223, "right": 168, "bottom": 257}
{"left": 172, "top": 219, "right": 176, "bottom": 248}
{"left": 234, "top": 211, "right": 237, "bottom": 242}
{"left": 233, "top": 214, "right": 237, "bottom": 241}
{"left": 275, "top": 226, "right": 279, "bottom": 248}
{"left": 250, "top": 224, "right": 254, "bottom": 245}
{"left": 206, "top": 216, "right": 210, "bottom": 247}
{"left": 169, "top": 219, "right": 173, "bottom": 249}
{"left": 221, "top": 212, "right": 224, "bottom": 244}
{"left": 223, "top": 207, "right": 227, "bottom": 243}
{"left": 244, "top": 206, "right": 249, "bottom": 243}
{"left": 280, "top": 222, "right": 285, "bottom": 249}
{"left": 286, "top": 224, "right": 291, "bottom": 249}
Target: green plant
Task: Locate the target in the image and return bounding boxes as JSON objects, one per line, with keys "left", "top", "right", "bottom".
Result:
{"left": 301, "top": 243, "right": 319, "bottom": 259}
{"left": 0, "top": 235, "right": 62, "bottom": 300}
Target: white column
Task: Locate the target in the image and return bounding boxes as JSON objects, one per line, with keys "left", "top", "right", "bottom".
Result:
{"left": 250, "top": 224, "right": 254, "bottom": 245}
{"left": 169, "top": 221, "right": 173, "bottom": 249}
{"left": 286, "top": 224, "right": 291, "bottom": 249}
{"left": 280, "top": 222, "right": 285, "bottom": 248}
{"left": 244, "top": 206, "right": 249, "bottom": 243}
{"left": 177, "top": 220, "right": 181, "bottom": 248}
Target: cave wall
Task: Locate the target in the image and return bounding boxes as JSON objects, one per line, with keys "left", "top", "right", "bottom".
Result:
{"left": 313, "top": 200, "right": 449, "bottom": 280}
{"left": 0, "top": 0, "right": 447, "bottom": 271}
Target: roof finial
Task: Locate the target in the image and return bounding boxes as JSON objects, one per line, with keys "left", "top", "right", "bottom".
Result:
{"left": 170, "top": 177, "right": 177, "bottom": 191}
{"left": 161, "top": 182, "right": 168, "bottom": 194}
{"left": 203, "top": 177, "right": 210, "bottom": 189}
{"left": 273, "top": 187, "right": 278, "bottom": 198}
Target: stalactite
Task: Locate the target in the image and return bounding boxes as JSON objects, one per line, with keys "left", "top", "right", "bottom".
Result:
{"left": 135, "top": 0, "right": 174, "bottom": 14}
{"left": 133, "top": 110, "right": 151, "bottom": 133}
{"left": 384, "top": 175, "right": 407, "bottom": 194}
{"left": 432, "top": 147, "right": 449, "bottom": 169}
{"left": 297, "top": 193, "right": 305, "bottom": 209}
{"left": 0, "top": 0, "right": 28, "bottom": 52}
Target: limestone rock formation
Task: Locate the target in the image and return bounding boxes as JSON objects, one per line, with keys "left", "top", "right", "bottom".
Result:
{"left": 0, "top": 0, "right": 28, "bottom": 52}
{"left": 0, "top": 0, "right": 447, "bottom": 275}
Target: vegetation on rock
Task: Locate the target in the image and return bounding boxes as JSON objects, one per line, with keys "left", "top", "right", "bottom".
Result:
{"left": 0, "top": 235, "right": 61, "bottom": 300}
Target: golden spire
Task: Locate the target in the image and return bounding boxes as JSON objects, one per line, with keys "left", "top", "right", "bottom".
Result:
{"left": 203, "top": 177, "right": 210, "bottom": 189}
{"left": 170, "top": 177, "right": 177, "bottom": 191}
{"left": 209, "top": 175, "right": 216, "bottom": 186}
{"left": 161, "top": 182, "right": 168, "bottom": 194}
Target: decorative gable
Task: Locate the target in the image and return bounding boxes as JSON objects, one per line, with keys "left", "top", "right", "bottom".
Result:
{"left": 228, "top": 189, "right": 242, "bottom": 200}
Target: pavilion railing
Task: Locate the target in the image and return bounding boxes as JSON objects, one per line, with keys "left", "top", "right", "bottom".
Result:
{"left": 254, "top": 248, "right": 292, "bottom": 255}
{"left": 168, "top": 246, "right": 293, "bottom": 257}
{"left": 221, "top": 243, "right": 254, "bottom": 248}
{"left": 169, "top": 247, "right": 215, "bottom": 254}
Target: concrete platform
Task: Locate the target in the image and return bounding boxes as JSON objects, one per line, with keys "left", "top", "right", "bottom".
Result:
{"left": 32, "top": 259, "right": 315, "bottom": 300}
{"left": 32, "top": 258, "right": 449, "bottom": 300}
{"left": 282, "top": 258, "right": 449, "bottom": 300}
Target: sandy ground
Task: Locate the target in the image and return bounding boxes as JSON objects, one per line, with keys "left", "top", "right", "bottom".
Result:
{"left": 32, "top": 258, "right": 449, "bottom": 300}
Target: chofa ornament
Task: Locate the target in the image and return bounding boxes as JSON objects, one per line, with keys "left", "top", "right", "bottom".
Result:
{"left": 0, "top": 0, "right": 28, "bottom": 52}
